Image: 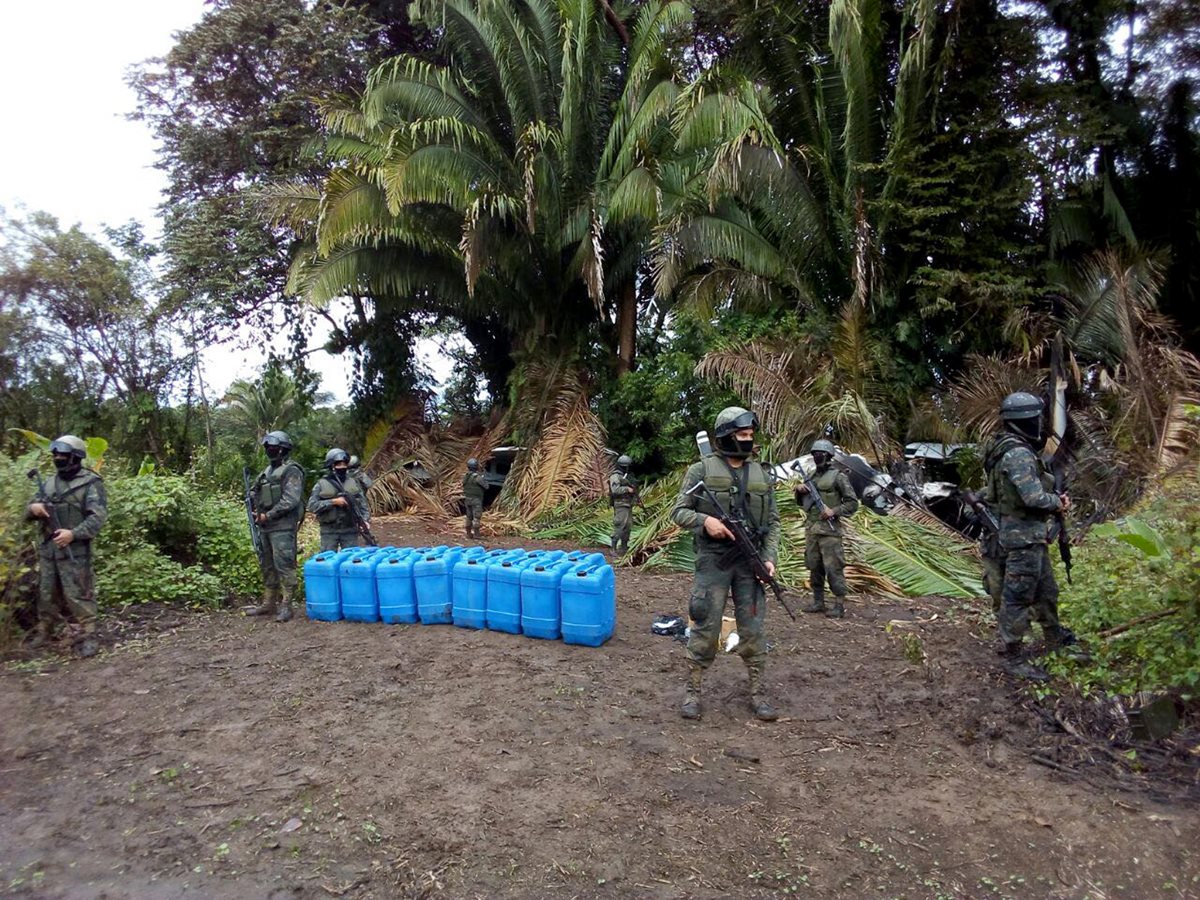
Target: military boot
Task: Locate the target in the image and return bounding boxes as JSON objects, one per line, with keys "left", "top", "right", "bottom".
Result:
{"left": 803, "top": 585, "right": 825, "bottom": 614}
{"left": 680, "top": 664, "right": 703, "bottom": 720}
{"left": 28, "top": 621, "right": 52, "bottom": 650}
{"left": 74, "top": 621, "right": 99, "bottom": 658}
{"left": 746, "top": 665, "right": 779, "bottom": 722}
{"left": 246, "top": 587, "right": 280, "bottom": 617}
{"left": 826, "top": 597, "right": 845, "bottom": 619}
{"left": 275, "top": 589, "right": 294, "bottom": 623}
{"left": 1000, "top": 642, "right": 1048, "bottom": 682}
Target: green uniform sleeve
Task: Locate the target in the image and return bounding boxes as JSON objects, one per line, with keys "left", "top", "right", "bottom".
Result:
{"left": 268, "top": 466, "right": 305, "bottom": 520}
{"left": 71, "top": 479, "right": 108, "bottom": 541}
{"left": 670, "top": 463, "right": 708, "bottom": 531}
{"left": 307, "top": 481, "right": 331, "bottom": 515}
{"left": 834, "top": 472, "right": 859, "bottom": 518}
{"left": 1000, "top": 448, "right": 1061, "bottom": 513}
{"left": 762, "top": 484, "right": 780, "bottom": 564}
{"left": 353, "top": 488, "right": 371, "bottom": 523}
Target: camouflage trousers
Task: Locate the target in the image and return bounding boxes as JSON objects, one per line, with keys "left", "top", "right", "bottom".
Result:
{"left": 981, "top": 552, "right": 1005, "bottom": 614}
{"left": 611, "top": 504, "right": 632, "bottom": 554}
{"left": 805, "top": 532, "right": 848, "bottom": 597}
{"left": 997, "top": 544, "right": 1060, "bottom": 645}
{"left": 319, "top": 530, "right": 360, "bottom": 553}
{"left": 38, "top": 544, "right": 97, "bottom": 629}
{"left": 464, "top": 498, "right": 483, "bottom": 535}
{"left": 686, "top": 551, "right": 767, "bottom": 669}
{"left": 259, "top": 528, "right": 299, "bottom": 593}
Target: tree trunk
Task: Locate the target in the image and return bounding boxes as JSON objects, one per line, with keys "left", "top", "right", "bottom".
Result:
{"left": 616, "top": 279, "right": 637, "bottom": 376}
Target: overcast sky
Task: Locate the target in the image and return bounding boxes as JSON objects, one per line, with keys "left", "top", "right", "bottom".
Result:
{"left": 0, "top": 0, "right": 407, "bottom": 404}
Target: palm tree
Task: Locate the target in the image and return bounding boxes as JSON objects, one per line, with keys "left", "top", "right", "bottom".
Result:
{"left": 267, "top": 0, "right": 691, "bottom": 379}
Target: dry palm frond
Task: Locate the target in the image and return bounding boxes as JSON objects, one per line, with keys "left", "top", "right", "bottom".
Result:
{"left": 1154, "top": 394, "right": 1200, "bottom": 472}
{"left": 369, "top": 467, "right": 447, "bottom": 517}
{"left": 945, "top": 354, "right": 1042, "bottom": 439}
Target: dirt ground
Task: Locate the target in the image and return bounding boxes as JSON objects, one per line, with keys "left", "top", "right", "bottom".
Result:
{"left": 2, "top": 518, "right": 1198, "bottom": 899}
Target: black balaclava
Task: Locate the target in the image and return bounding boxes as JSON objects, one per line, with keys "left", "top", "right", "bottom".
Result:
{"left": 52, "top": 453, "right": 81, "bottom": 479}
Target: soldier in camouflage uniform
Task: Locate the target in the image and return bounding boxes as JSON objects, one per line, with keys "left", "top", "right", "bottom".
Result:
{"left": 671, "top": 407, "right": 781, "bottom": 722}
{"left": 307, "top": 448, "right": 370, "bottom": 551}
{"left": 609, "top": 454, "right": 637, "bottom": 556}
{"left": 972, "top": 443, "right": 1006, "bottom": 614}
{"left": 462, "top": 458, "right": 487, "bottom": 539}
{"left": 246, "top": 431, "right": 305, "bottom": 623}
{"left": 26, "top": 435, "right": 107, "bottom": 657}
{"left": 348, "top": 455, "right": 374, "bottom": 492}
{"left": 795, "top": 439, "right": 859, "bottom": 618}
{"left": 985, "top": 392, "right": 1073, "bottom": 679}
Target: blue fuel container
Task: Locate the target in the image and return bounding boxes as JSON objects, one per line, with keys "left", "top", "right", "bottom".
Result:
{"left": 339, "top": 547, "right": 390, "bottom": 622}
{"left": 415, "top": 546, "right": 484, "bottom": 624}
{"left": 563, "top": 550, "right": 607, "bottom": 568}
{"left": 560, "top": 561, "right": 616, "bottom": 647}
{"left": 377, "top": 548, "right": 419, "bottom": 624}
{"left": 303, "top": 548, "right": 355, "bottom": 621}
{"left": 486, "top": 551, "right": 537, "bottom": 634}
{"left": 520, "top": 557, "right": 575, "bottom": 640}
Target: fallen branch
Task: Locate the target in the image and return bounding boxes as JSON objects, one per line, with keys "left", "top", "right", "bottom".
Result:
{"left": 1098, "top": 608, "right": 1179, "bottom": 640}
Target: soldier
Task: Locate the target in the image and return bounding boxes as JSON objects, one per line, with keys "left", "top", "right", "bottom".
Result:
{"left": 246, "top": 431, "right": 305, "bottom": 622}
{"left": 794, "top": 439, "right": 859, "bottom": 618}
{"left": 348, "top": 455, "right": 374, "bottom": 492}
{"left": 26, "top": 435, "right": 107, "bottom": 657}
{"left": 985, "top": 392, "right": 1073, "bottom": 679}
{"left": 462, "top": 458, "right": 487, "bottom": 539}
{"left": 609, "top": 454, "right": 637, "bottom": 556}
{"left": 671, "top": 407, "right": 781, "bottom": 722}
{"left": 307, "top": 448, "right": 370, "bottom": 551}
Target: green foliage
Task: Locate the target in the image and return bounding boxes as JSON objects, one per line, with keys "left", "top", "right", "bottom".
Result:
{"left": 94, "top": 472, "right": 262, "bottom": 609}
{"left": 0, "top": 451, "right": 42, "bottom": 650}
{"left": 1046, "top": 472, "right": 1200, "bottom": 695}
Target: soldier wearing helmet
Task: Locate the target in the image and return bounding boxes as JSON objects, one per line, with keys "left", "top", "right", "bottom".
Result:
{"left": 246, "top": 430, "right": 306, "bottom": 622}
{"left": 347, "top": 455, "right": 374, "bottom": 492}
{"left": 670, "top": 406, "right": 781, "bottom": 722}
{"left": 608, "top": 454, "right": 637, "bottom": 556}
{"left": 307, "top": 448, "right": 370, "bottom": 551}
{"left": 794, "top": 438, "right": 858, "bottom": 618}
{"left": 25, "top": 435, "right": 107, "bottom": 656}
{"left": 462, "top": 457, "right": 487, "bottom": 539}
{"left": 983, "top": 391, "right": 1074, "bottom": 680}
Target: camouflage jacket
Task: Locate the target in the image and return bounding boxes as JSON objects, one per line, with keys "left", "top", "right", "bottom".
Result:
{"left": 671, "top": 455, "right": 780, "bottom": 564}
{"left": 252, "top": 461, "right": 306, "bottom": 533}
{"left": 795, "top": 466, "right": 858, "bottom": 537}
{"left": 462, "top": 471, "right": 487, "bottom": 501}
{"left": 608, "top": 472, "right": 637, "bottom": 508}
{"left": 984, "top": 431, "right": 1060, "bottom": 551}
{"left": 27, "top": 468, "right": 108, "bottom": 557}
{"left": 307, "top": 474, "right": 369, "bottom": 530}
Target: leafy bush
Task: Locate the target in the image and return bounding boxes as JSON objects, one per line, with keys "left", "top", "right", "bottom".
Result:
{"left": 1047, "top": 468, "right": 1200, "bottom": 695}
{"left": 0, "top": 451, "right": 42, "bottom": 650}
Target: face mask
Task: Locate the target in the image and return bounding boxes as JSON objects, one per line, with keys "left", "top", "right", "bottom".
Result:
{"left": 52, "top": 455, "right": 80, "bottom": 477}
{"left": 812, "top": 452, "right": 831, "bottom": 469}
{"left": 332, "top": 466, "right": 348, "bottom": 483}
{"left": 266, "top": 447, "right": 287, "bottom": 464}
{"left": 735, "top": 438, "right": 755, "bottom": 457}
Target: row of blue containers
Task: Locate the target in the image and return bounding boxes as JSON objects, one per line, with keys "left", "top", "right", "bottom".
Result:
{"left": 302, "top": 545, "right": 616, "bottom": 647}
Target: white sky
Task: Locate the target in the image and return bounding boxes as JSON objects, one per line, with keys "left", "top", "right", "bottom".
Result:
{"left": 0, "top": 0, "right": 455, "bottom": 405}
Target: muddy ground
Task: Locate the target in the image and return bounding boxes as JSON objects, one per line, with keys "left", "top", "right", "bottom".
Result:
{"left": 2, "top": 518, "right": 1198, "bottom": 899}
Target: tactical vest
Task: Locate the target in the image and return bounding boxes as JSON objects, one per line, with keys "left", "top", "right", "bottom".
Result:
{"left": 694, "top": 455, "right": 772, "bottom": 540}
{"left": 609, "top": 473, "right": 634, "bottom": 508}
{"left": 255, "top": 461, "right": 305, "bottom": 525}
{"left": 315, "top": 475, "right": 363, "bottom": 528}
{"left": 993, "top": 445, "right": 1054, "bottom": 522}
{"left": 42, "top": 470, "right": 102, "bottom": 536}
{"left": 462, "top": 472, "right": 485, "bottom": 501}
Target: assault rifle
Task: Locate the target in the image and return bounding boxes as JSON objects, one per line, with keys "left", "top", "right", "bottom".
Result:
{"left": 1048, "top": 450, "right": 1073, "bottom": 585}
{"left": 26, "top": 468, "right": 76, "bottom": 563}
{"left": 342, "top": 491, "right": 379, "bottom": 546}
{"left": 684, "top": 480, "right": 796, "bottom": 621}
{"left": 961, "top": 490, "right": 999, "bottom": 536}
{"left": 789, "top": 460, "right": 832, "bottom": 519}
{"left": 242, "top": 466, "right": 264, "bottom": 558}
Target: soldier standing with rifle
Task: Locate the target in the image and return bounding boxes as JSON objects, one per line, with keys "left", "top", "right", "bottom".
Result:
{"left": 670, "top": 407, "right": 782, "bottom": 722}
{"left": 25, "top": 435, "right": 107, "bottom": 657}
{"left": 608, "top": 454, "right": 638, "bottom": 556}
{"left": 985, "top": 392, "right": 1076, "bottom": 680}
{"left": 462, "top": 458, "right": 487, "bottom": 540}
{"left": 308, "top": 448, "right": 372, "bottom": 551}
{"left": 246, "top": 431, "right": 305, "bottom": 623}
{"left": 794, "top": 439, "right": 858, "bottom": 619}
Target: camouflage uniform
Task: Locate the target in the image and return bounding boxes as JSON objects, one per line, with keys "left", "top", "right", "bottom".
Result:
{"left": 672, "top": 452, "right": 780, "bottom": 714}
{"left": 462, "top": 467, "right": 487, "bottom": 539}
{"left": 986, "top": 432, "right": 1064, "bottom": 646}
{"left": 307, "top": 472, "right": 369, "bottom": 551}
{"left": 609, "top": 470, "right": 637, "bottom": 555}
{"left": 249, "top": 456, "right": 306, "bottom": 619}
{"left": 977, "top": 436, "right": 1007, "bottom": 614}
{"left": 796, "top": 464, "right": 858, "bottom": 617}
{"left": 27, "top": 463, "right": 107, "bottom": 642}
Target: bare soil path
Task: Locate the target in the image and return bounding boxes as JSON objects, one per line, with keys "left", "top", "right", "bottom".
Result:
{"left": 2, "top": 519, "right": 1197, "bottom": 899}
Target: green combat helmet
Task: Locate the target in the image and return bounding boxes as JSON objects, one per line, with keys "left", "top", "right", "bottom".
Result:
{"left": 262, "top": 430, "right": 293, "bottom": 464}
{"left": 811, "top": 439, "right": 836, "bottom": 455}
{"left": 616, "top": 454, "right": 632, "bottom": 471}
{"left": 49, "top": 435, "right": 87, "bottom": 458}
{"left": 1000, "top": 391, "right": 1045, "bottom": 449}
{"left": 325, "top": 448, "right": 350, "bottom": 468}
{"left": 713, "top": 407, "right": 759, "bottom": 459}
{"left": 467, "top": 458, "right": 479, "bottom": 471}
